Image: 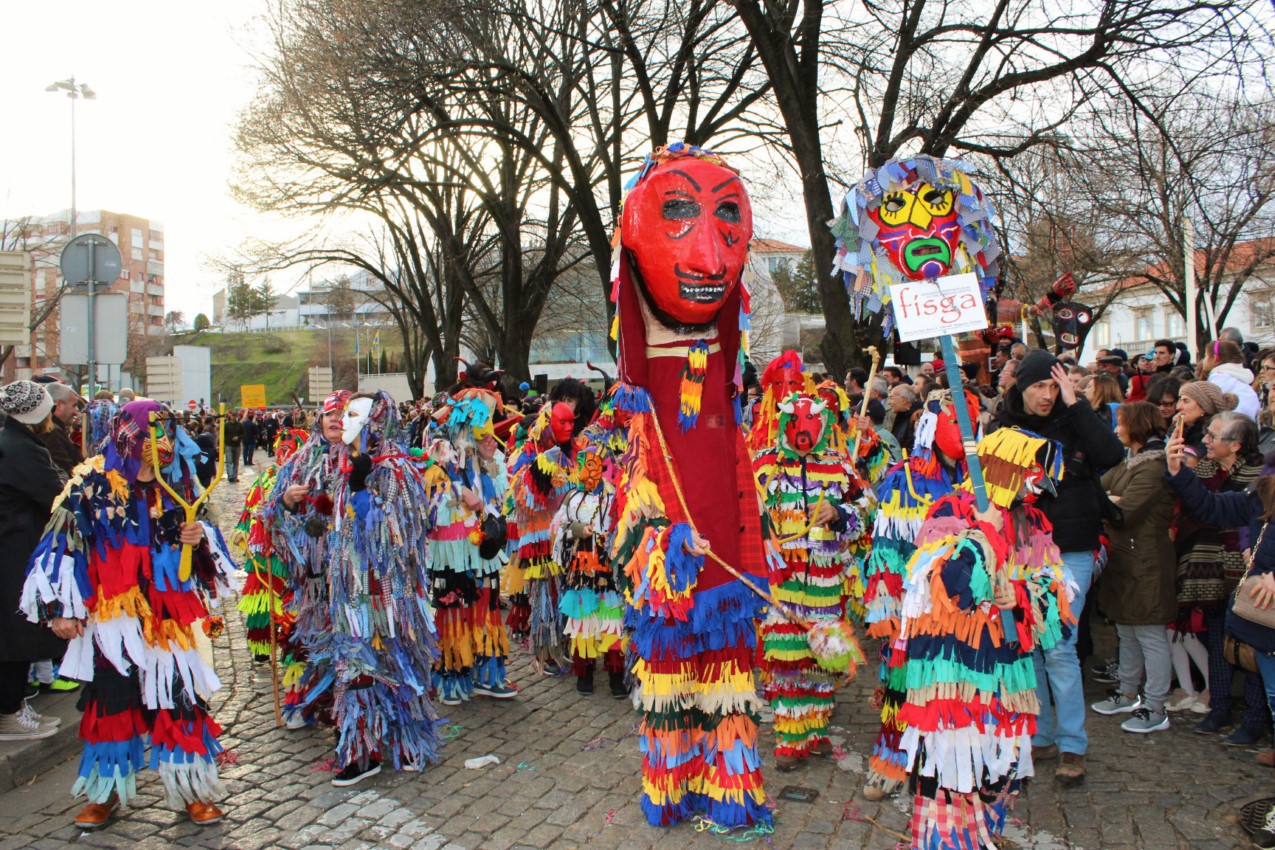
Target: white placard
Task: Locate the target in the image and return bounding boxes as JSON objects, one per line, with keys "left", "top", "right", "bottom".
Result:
{"left": 888, "top": 273, "right": 989, "bottom": 342}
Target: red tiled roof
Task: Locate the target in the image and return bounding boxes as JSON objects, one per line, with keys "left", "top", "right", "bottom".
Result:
{"left": 749, "top": 239, "right": 807, "bottom": 254}
{"left": 1091, "top": 236, "right": 1275, "bottom": 296}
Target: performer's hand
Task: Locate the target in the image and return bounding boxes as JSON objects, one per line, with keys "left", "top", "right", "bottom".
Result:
{"left": 51, "top": 617, "right": 84, "bottom": 640}
{"left": 811, "top": 502, "right": 841, "bottom": 527}
{"left": 993, "top": 576, "right": 1017, "bottom": 610}
{"left": 684, "top": 532, "right": 710, "bottom": 557}
{"left": 179, "top": 522, "right": 205, "bottom": 546}
{"left": 1166, "top": 434, "right": 1186, "bottom": 475}
{"left": 973, "top": 504, "right": 1004, "bottom": 532}
{"left": 1052, "top": 363, "right": 1077, "bottom": 407}
{"left": 460, "top": 487, "right": 483, "bottom": 510}
{"left": 1250, "top": 572, "right": 1275, "bottom": 610}
{"left": 282, "top": 484, "right": 309, "bottom": 510}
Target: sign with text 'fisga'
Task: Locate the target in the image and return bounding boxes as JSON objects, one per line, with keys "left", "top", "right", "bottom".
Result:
{"left": 888, "top": 273, "right": 988, "bottom": 342}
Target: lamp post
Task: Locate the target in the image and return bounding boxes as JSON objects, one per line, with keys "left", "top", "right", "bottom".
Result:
{"left": 46, "top": 76, "right": 96, "bottom": 392}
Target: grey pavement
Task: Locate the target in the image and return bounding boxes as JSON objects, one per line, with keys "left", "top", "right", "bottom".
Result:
{"left": 0, "top": 470, "right": 1270, "bottom": 849}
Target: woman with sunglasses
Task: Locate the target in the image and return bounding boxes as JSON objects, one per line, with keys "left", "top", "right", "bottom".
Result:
{"left": 1145, "top": 375, "right": 1182, "bottom": 433}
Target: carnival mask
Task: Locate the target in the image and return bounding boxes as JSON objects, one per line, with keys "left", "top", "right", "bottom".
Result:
{"left": 550, "top": 402, "right": 576, "bottom": 445}
{"left": 866, "top": 181, "right": 961, "bottom": 280}
{"left": 816, "top": 382, "right": 846, "bottom": 418}
{"left": 342, "top": 397, "right": 375, "bottom": 445}
{"left": 621, "top": 156, "right": 753, "bottom": 327}
{"left": 143, "top": 434, "right": 175, "bottom": 466}
{"left": 778, "top": 394, "right": 827, "bottom": 457}
{"left": 931, "top": 390, "right": 981, "bottom": 461}
{"left": 1050, "top": 301, "right": 1093, "bottom": 351}
{"left": 275, "top": 428, "right": 310, "bottom": 464}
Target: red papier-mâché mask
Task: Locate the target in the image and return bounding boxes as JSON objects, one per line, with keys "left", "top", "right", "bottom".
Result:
{"left": 769, "top": 367, "right": 804, "bottom": 401}
{"left": 867, "top": 181, "right": 961, "bottom": 280}
{"left": 550, "top": 402, "right": 576, "bottom": 445}
{"left": 932, "top": 390, "right": 981, "bottom": 461}
{"left": 621, "top": 157, "right": 753, "bottom": 326}
{"left": 779, "top": 394, "right": 827, "bottom": 457}
{"left": 817, "top": 385, "right": 843, "bottom": 417}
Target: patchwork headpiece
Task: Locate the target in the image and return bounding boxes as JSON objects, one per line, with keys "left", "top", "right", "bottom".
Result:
{"left": 976, "top": 427, "right": 1064, "bottom": 508}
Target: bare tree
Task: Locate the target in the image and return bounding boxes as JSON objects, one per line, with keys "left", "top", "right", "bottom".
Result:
{"left": 728, "top": 0, "right": 1268, "bottom": 375}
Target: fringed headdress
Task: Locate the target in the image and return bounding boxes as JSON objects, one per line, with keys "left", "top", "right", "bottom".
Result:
{"left": 975, "top": 427, "right": 1064, "bottom": 508}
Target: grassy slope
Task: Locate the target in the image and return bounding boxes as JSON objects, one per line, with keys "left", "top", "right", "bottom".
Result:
{"left": 172, "top": 328, "right": 402, "bottom": 406}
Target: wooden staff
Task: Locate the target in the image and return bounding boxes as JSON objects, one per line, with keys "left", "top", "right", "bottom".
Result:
{"left": 851, "top": 345, "right": 881, "bottom": 459}
{"left": 148, "top": 404, "right": 226, "bottom": 582}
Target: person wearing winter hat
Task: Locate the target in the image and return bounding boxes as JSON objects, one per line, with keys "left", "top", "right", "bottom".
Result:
{"left": 994, "top": 349, "right": 1126, "bottom": 786}
{"left": 1175, "top": 380, "right": 1239, "bottom": 466}
{"left": 1200, "top": 339, "right": 1260, "bottom": 420}
{"left": 0, "top": 381, "right": 66, "bottom": 745}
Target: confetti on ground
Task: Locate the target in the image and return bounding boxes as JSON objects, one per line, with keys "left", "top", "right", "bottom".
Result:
{"left": 516, "top": 761, "right": 536, "bottom": 771}
{"left": 691, "top": 816, "right": 777, "bottom": 842}
{"left": 308, "top": 757, "right": 335, "bottom": 773}
{"left": 604, "top": 809, "right": 617, "bottom": 826}
{"left": 440, "top": 724, "right": 465, "bottom": 740}
{"left": 216, "top": 750, "right": 240, "bottom": 766}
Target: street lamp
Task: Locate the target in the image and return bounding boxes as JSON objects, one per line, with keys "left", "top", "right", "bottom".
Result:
{"left": 45, "top": 77, "right": 96, "bottom": 239}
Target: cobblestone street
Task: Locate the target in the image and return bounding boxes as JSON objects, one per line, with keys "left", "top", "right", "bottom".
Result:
{"left": 0, "top": 474, "right": 1271, "bottom": 849}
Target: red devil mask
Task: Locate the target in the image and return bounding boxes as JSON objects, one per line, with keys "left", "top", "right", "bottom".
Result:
{"left": 816, "top": 381, "right": 844, "bottom": 417}
{"left": 931, "top": 389, "right": 981, "bottom": 460}
{"left": 867, "top": 180, "right": 961, "bottom": 280}
{"left": 779, "top": 394, "right": 827, "bottom": 457}
{"left": 621, "top": 156, "right": 753, "bottom": 327}
{"left": 550, "top": 402, "right": 576, "bottom": 445}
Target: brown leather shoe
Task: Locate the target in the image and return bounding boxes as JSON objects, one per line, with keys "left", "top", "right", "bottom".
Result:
{"left": 186, "top": 801, "right": 225, "bottom": 826}
{"left": 1033, "top": 744, "right": 1059, "bottom": 762}
{"left": 774, "top": 754, "right": 801, "bottom": 772}
{"left": 73, "top": 795, "right": 119, "bottom": 830}
{"left": 1258, "top": 749, "right": 1275, "bottom": 767}
{"left": 1055, "top": 752, "right": 1086, "bottom": 786}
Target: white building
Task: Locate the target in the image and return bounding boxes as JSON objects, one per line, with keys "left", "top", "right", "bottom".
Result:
{"left": 1078, "top": 238, "right": 1275, "bottom": 363}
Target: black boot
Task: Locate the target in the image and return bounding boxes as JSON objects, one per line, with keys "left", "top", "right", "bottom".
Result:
{"left": 576, "top": 675, "right": 594, "bottom": 695}
{"left": 608, "top": 671, "right": 628, "bottom": 700}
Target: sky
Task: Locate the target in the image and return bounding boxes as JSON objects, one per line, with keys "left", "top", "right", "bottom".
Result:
{"left": 0, "top": 0, "right": 280, "bottom": 319}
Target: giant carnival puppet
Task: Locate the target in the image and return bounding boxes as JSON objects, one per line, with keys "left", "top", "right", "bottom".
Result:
{"left": 608, "top": 143, "right": 772, "bottom": 829}
{"left": 753, "top": 392, "right": 873, "bottom": 770}
{"left": 21, "top": 399, "right": 238, "bottom": 829}
{"left": 555, "top": 386, "right": 631, "bottom": 698}
{"left": 267, "top": 391, "right": 448, "bottom": 786}
{"left": 426, "top": 388, "right": 517, "bottom": 705}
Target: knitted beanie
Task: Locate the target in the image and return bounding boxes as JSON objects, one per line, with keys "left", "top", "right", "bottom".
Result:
{"left": 1179, "top": 380, "right": 1237, "bottom": 416}
{"left": 0, "top": 380, "right": 53, "bottom": 425}
{"left": 1015, "top": 349, "right": 1059, "bottom": 392}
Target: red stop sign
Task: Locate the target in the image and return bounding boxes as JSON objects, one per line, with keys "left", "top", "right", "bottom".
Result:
{"left": 188, "top": 400, "right": 198, "bottom": 410}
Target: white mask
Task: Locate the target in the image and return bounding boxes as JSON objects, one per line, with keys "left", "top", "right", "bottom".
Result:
{"left": 342, "top": 397, "right": 375, "bottom": 445}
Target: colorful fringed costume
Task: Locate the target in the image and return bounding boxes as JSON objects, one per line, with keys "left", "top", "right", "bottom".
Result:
{"left": 900, "top": 428, "right": 1072, "bottom": 849}
{"left": 505, "top": 403, "right": 577, "bottom": 666}
{"left": 753, "top": 393, "right": 873, "bottom": 765}
{"left": 267, "top": 391, "right": 447, "bottom": 775}
{"left": 556, "top": 392, "right": 631, "bottom": 692}
{"left": 232, "top": 428, "right": 311, "bottom": 662}
{"left": 20, "top": 400, "right": 237, "bottom": 812}
{"left": 609, "top": 143, "right": 772, "bottom": 829}
{"left": 861, "top": 390, "right": 978, "bottom": 799}
{"left": 425, "top": 390, "right": 514, "bottom": 704}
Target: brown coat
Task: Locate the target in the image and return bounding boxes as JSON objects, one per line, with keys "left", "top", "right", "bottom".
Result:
{"left": 1097, "top": 443, "right": 1178, "bottom": 626}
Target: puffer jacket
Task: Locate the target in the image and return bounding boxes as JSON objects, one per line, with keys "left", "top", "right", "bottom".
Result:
{"left": 1209, "top": 363, "right": 1260, "bottom": 420}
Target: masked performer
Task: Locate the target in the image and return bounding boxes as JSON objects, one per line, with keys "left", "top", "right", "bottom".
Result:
{"left": 746, "top": 350, "right": 812, "bottom": 454}
{"left": 753, "top": 392, "right": 873, "bottom": 770}
{"left": 426, "top": 389, "right": 516, "bottom": 705}
{"left": 505, "top": 401, "right": 578, "bottom": 672}
{"left": 900, "top": 427, "right": 1071, "bottom": 849}
{"left": 556, "top": 389, "right": 631, "bottom": 698}
{"left": 234, "top": 427, "right": 311, "bottom": 663}
{"left": 609, "top": 143, "right": 771, "bottom": 829}
{"left": 860, "top": 389, "right": 979, "bottom": 801}
{"left": 21, "top": 399, "right": 237, "bottom": 829}
{"left": 270, "top": 392, "right": 445, "bottom": 786}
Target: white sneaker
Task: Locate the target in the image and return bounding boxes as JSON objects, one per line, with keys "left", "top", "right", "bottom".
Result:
{"left": 1189, "top": 690, "right": 1212, "bottom": 715}
{"left": 0, "top": 710, "right": 57, "bottom": 741}
{"left": 1165, "top": 689, "right": 1199, "bottom": 713}
{"left": 19, "top": 702, "right": 59, "bottom": 730}
{"left": 284, "top": 712, "right": 308, "bottom": 730}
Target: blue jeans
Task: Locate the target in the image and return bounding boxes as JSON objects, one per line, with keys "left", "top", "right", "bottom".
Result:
{"left": 1032, "top": 549, "right": 1095, "bottom": 755}
{"left": 1253, "top": 652, "right": 1275, "bottom": 728}
{"left": 225, "top": 443, "right": 241, "bottom": 481}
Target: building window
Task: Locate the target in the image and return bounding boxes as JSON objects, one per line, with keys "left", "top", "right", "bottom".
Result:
{"left": 1094, "top": 319, "right": 1111, "bottom": 347}
{"left": 1254, "top": 298, "right": 1273, "bottom": 330}
{"left": 131, "top": 228, "right": 143, "bottom": 247}
{"left": 1134, "top": 308, "right": 1154, "bottom": 341}
{"left": 131, "top": 247, "right": 143, "bottom": 261}
{"left": 1165, "top": 310, "right": 1185, "bottom": 338}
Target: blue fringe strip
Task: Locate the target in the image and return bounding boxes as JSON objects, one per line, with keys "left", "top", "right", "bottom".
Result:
{"left": 612, "top": 384, "right": 653, "bottom": 414}
{"left": 472, "top": 655, "right": 507, "bottom": 688}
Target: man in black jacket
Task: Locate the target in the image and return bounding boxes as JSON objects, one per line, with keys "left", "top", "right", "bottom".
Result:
{"left": 41, "top": 383, "right": 84, "bottom": 476}
{"left": 993, "top": 348, "right": 1125, "bottom": 786}
{"left": 241, "top": 412, "right": 260, "bottom": 467}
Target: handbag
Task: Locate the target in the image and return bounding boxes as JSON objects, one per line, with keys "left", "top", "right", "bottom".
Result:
{"left": 1224, "top": 521, "right": 1275, "bottom": 666}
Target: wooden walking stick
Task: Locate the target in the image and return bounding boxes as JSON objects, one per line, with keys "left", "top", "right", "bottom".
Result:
{"left": 851, "top": 345, "right": 882, "bottom": 459}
